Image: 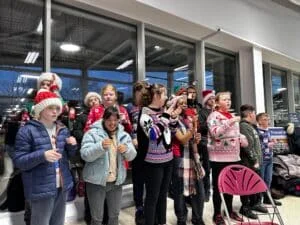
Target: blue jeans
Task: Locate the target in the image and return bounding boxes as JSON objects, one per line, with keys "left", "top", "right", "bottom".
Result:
{"left": 261, "top": 160, "right": 273, "bottom": 188}
{"left": 30, "top": 188, "right": 67, "bottom": 225}
{"left": 86, "top": 182, "right": 122, "bottom": 225}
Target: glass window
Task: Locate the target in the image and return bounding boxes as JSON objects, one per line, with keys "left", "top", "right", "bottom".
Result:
{"left": 60, "top": 77, "right": 82, "bottom": 101}
{"left": 51, "top": 4, "right": 136, "bottom": 103}
{"left": 271, "top": 69, "right": 288, "bottom": 127}
{"left": 145, "top": 31, "right": 194, "bottom": 93}
{"left": 0, "top": 0, "right": 44, "bottom": 118}
{"left": 205, "top": 48, "right": 237, "bottom": 108}
{"left": 293, "top": 74, "right": 300, "bottom": 113}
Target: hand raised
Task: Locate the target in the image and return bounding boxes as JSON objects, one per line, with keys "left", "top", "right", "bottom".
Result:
{"left": 44, "top": 149, "right": 62, "bottom": 162}
{"left": 66, "top": 136, "right": 77, "bottom": 145}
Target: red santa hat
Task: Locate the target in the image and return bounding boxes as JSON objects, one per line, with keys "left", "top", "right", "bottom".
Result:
{"left": 37, "top": 72, "right": 62, "bottom": 91}
{"left": 202, "top": 89, "right": 215, "bottom": 105}
{"left": 34, "top": 89, "right": 62, "bottom": 117}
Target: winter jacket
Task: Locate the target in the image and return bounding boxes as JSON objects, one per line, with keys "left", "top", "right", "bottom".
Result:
{"left": 84, "top": 104, "right": 132, "bottom": 133}
{"left": 257, "top": 127, "right": 273, "bottom": 161}
{"left": 207, "top": 111, "right": 248, "bottom": 162}
{"left": 240, "top": 120, "right": 262, "bottom": 169}
{"left": 14, "top": 120, "right": 77, "bottom": 201}
{"left": 80, "top": 120, "right": 136, "bottom": 186}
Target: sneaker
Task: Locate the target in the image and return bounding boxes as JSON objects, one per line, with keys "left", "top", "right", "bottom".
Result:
{"left": 263, "top": 198, "right": 282, "bottom": 206}
{"left": 213, "top": 214, "right": 226, "bottom": 225}
{"left": 135, "top": 208, "right": 145, "bottom": 225}
{"left": 229, "top": 211, "right": 244, "bottom": 222}
{"left": 239, "top": 207, "right": 258, "bottom": 220}
{"left": 251, "top": 204, "right": 268, "bottom": 213}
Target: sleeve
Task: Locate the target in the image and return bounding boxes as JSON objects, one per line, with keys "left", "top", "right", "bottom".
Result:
{"left": 139, "top": 110, "right": 170, "bottom": 141}
{"left": 13, "top": 127, "right": 46, "bottom": 171}
{"left": 240, "top": 124, "right": 257, "bottom": 165}
{"left": 198, "top": 109, "right": 208, "bottom": 135}
{"left": 120, "top": 133, "right": 137, "bottom": 161}
{"left": 80, "top": 130, "right": 106, "bottom": 162}
{"left": 63, "top": 129, "right": 78, "bottom": 158}
{"left": 120, "top": 107, "right": 133, "bottom": 134}
{"left": 207, "top": 112, "right": 236, "bottom": 138}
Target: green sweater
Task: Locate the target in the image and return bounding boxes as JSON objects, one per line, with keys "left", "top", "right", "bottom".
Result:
{"left": 239, "top": 120, "right": 262, "bottom": 169}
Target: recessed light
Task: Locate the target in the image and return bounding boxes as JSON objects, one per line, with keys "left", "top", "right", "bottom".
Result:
{"left": 60, "top": 43, "right": 80, "bottom": 52}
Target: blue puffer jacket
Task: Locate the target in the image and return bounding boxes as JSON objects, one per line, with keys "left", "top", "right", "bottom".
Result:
{"left": 81, "top": 120, "right": 136, "bottom": 186}
{"left": 14, "top": 120, "right": 77, "bottom": 201}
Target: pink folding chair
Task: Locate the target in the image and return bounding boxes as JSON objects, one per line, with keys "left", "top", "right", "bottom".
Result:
{"left": 218, "top": 164, "right": 284, "bottom": 225}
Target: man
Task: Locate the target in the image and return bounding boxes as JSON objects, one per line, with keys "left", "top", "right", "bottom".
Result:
{"left": 239, "top": 104, "right": 268, "bottom": 220}
{"left": 198, "top": 90, "right": 215, "bottom": 202}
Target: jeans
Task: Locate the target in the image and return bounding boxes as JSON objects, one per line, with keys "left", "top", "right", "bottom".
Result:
{"left": 172, "top": 158, "right": 205, "bottom": 223}
{"left": 144, "top": 161, "right": 173, "bottom": 225}
{"left": 30, "top": 188, "right": 67, "bottom": 225}
{"left": 261, "top": 160, "right": 273, "bottom": 188}
{"left": 211, "top": 161, "right": 234, "bottom": 216}
{"left": 86, "top": 182, "right": 122, "bottom": 225}
{"left": 132, "top": 156, "right": 145, "bottom": 209}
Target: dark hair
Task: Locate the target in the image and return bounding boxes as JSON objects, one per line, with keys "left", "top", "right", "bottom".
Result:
{"left": 240, "top": 104, "right": 255, "bottom": 118}
{"left": 141, "top": 83, "right": 165, "bottom": 106}
{"left": 103, "top": 106, "right": 120, "bottom": 120}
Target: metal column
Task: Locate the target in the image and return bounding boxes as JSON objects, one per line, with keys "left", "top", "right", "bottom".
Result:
{"left": 44, "top": 0, "right": 51, "bottom": 72}
{"left": 136, "top": 22, "right": 145, "bottom": 81}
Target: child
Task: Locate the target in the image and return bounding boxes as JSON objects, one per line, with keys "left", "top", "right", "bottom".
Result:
{"left": 256, "top": 112, "right": 281, "bottom": 206}
{"left": 80, "top": 106, "right": 136, "bottom": 225}
{"left": 13, "top": 89, "right": 77, "bottom": 225}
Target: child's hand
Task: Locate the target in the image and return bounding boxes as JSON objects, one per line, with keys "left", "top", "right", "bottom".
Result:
{"left": 66, "top": 136, "right": 77, "bottom": 145}
{"left": 102, "top": 138, "right": 112, "bottom": 150}
{"left": 117, "top": 144, "right": 127, "bottom": 153}
{"left": 44, "top": 149, "right": 62, "bottom": 162}
{"left": 194, "top": 132, "right": 201, "bottom": 144}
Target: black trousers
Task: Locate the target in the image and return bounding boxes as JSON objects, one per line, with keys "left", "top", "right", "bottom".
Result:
{"left": 132, "top": 157, "right": 146, "bottom": 209}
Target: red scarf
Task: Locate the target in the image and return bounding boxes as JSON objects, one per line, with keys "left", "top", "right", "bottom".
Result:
{"left": 217, "top": 110, "right": 233, "bottom": 119}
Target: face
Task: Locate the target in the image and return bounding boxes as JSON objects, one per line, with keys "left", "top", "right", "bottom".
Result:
{"left": 40, "top": 80, "right": 52, "bottom": 90}
{"left": 206, "top": 96, "right": 215, "bottom": 108}
{"left": 177, "top": 97, "right": 187, "bottom": 111}
{"left": 39, "top": 105, "right": 60, "bottom": 122}
{"left": 249, "top": 111, "right": 257, "bottom": 124}
{"left": 104, "top": 115, "right": 119, "bottom": 132}
{"left": 258, "top": 116, "right": 269, "bottom": 128}
{"left": 102, "top": 88, "right": 117, "bottom": 107}
{"left": 187, "top": 88, "right": 197, "bottom": 100}
{"left": 217, "top": 94, "right": 231, "bottom": 111}
{"left": 88, "top": 96, "right": 100, "bottom": 108}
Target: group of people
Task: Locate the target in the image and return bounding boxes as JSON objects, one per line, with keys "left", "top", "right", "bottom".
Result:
{"left": 7, "top": 71, "right": 281, "bottom": 225}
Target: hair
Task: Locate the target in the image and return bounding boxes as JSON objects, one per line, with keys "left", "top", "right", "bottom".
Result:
{"left": 214, "top": 91, "right": 231, "bottom": 110}
{"left": 103, "top": 106, "right": 120, "bottom": 120}
{"left": 101, "top": 84, "right": 117, "bottom": 97}
{"left": 133, "top": 81, "right": 148, "bottom": 104}
{"left": 187, "top": 85, "right": 196, "bottom": 91}
{"left": 256, "top": 112, "right": 269, "bottom": 122}
{"left": 141, "top": 83, "right": 165, "bottom": 107}
{"left": 240, "top": 104, "right": 255, "bottom": 118}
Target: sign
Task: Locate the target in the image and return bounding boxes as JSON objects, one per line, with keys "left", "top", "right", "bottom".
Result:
{"left": 269, "top": 127, "right": 289, "bottom": 155}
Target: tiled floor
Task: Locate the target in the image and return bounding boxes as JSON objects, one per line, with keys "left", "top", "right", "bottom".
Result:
{"left": 66, "top": 194, "right": 299, "bottom": 225}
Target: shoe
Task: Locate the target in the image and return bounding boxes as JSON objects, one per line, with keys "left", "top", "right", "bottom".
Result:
{"left": 229, "top": 211, "right": 243, "bottom": 222}
{"left": 263, "top": 198, "right": 282, "bottom": 206}
{"left": 213, "top": 214, "right": 225, "bottom": 225}
{"left": 239, "top": 207, "right": 258, "bottom": 220}
{"left": 135, "top": 208, "right": 145, "bottom": 225}
{"left": 252, "top": 204, "right": 268, "bottom": 213}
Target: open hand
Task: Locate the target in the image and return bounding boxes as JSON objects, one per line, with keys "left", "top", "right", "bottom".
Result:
{"left": 44, "top": 149, "right": 62, "bottom": 162}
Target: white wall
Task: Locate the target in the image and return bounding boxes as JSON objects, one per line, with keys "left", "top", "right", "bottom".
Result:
{"left": 137, "top": 0, "right": 300, "bottom": 62}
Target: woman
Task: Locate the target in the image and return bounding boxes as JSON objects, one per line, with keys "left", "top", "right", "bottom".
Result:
{"left": 207, "top": 92, "right": 247, "bottom": 225}
{"left": 81, "top": 106, "right": 136, "bottom": 225}
{"left": 137, "top": 83, "right": 177, "bottom": 225}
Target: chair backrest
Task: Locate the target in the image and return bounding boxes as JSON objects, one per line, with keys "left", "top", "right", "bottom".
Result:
{"left": 218, "top": 164, "right": 268, "bottom": 195}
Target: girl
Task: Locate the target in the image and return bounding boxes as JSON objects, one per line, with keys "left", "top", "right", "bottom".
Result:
{"left": 81, "top": 106, "right": 136, "bottom": 225}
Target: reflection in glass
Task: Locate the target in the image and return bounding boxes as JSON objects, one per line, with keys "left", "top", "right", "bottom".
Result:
{"left": 272, "top": 69, "right": 288, "bottom": 127}
{"left": 293, "top": 74, "right": 300, "bottom": 113}
{"left": 145, "top": 31, "right": 193, "bottom": 93}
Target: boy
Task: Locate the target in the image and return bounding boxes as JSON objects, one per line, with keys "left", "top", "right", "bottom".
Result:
{"left": 257, "top": 113, "right": 281, "bottom": 206}
{"left": 14, "top": 89, "right": 77, "bottom": 225}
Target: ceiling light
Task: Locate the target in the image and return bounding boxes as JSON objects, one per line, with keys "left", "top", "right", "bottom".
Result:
{"left": 277, "top": 88, "right": 287, "bottom": 92}
{"left": 24, "top": 52, "right": 39, "bottom": 64}
{"left": 174, "top": 64, "right": 188, "bottom": 71}
{"left": 116, "top": 59, "right": 134, "bottom": 70}
{"left": 154, "top": 45, "right": 161, "bottom": 50}
{"left": 60, "top": 43, "right": 81, "bottom": 52}
{"left": 20, "top": 74, "right": 39, "bottom": 79}
{"left": 36, "top": 19, "right": 43, "bottom": 34}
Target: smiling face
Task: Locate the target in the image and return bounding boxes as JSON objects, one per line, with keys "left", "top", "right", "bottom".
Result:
{"left": 104, "top": 115, "right": 119, "bottom": 132}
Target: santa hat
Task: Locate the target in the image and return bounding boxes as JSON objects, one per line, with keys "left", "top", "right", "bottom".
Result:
{"left": 34, "top": 89, "right": 62, "bottom": 117}
{"left": 37, "top": 72, "right": 62, "bottom": 91}
{"left": 84, "top": 92, "right": 102, "bottom": 106}
{"left": 202, "top": 89, "right": 215, "bottom": 105}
